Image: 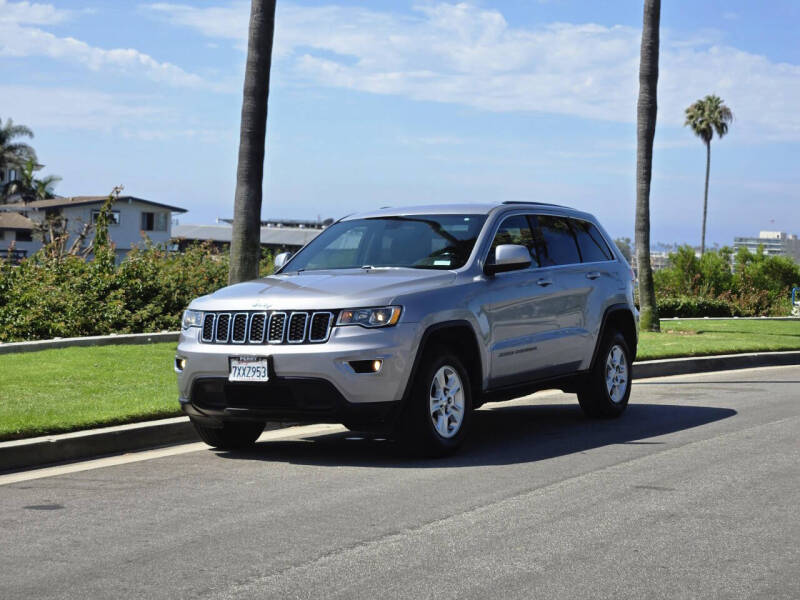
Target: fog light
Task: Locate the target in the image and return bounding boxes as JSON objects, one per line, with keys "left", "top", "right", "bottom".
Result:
{"left": 349, "top": 359, "right": 383, "bottom": 374}
{"left": 175, "top": 357, "right": 186, "bottom": 372}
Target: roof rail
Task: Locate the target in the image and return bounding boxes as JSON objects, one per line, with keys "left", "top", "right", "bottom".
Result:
{"left": 501, "top": 201, "right": 566, "bottom": 208}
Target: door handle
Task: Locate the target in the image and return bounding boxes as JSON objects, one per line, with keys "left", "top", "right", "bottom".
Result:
{"left": 537, "top": 278, "right": 553, "bottom": 287}
{"left": 586, "top": 271, "right": 601, "bottom": 280}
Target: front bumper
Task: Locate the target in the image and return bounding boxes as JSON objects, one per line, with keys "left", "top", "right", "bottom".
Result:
{"left": 175, "top": 322, "right": 418, "bottom": 425}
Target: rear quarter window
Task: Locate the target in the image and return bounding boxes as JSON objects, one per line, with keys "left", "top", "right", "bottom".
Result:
{"left": 571, "top": 220, "right": 614, "bottom": 262}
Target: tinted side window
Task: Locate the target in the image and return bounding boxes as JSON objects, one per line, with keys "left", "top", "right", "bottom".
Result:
{"left": 535, "top": 215, "right": 581, "bottom": 266}
{"left": 572, "top": 219, "right": 613, "bottom": 262}
{"left": 487, "top": 215, "right": 538, "bottom": 267}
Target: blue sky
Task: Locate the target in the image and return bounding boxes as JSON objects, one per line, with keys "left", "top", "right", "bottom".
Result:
{"left": 2, "top": 0, "right": 798, "bottom": 246}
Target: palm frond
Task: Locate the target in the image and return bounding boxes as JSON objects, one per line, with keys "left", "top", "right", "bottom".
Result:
{"left": 684, "top": 95, "right": 733, "bottom": 143}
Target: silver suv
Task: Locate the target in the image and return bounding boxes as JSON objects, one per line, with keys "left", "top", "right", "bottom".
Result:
{"left": 176, "top": 202, "right": 638, "bottom": 455}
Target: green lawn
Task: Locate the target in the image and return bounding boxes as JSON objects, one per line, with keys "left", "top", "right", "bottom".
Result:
{"left": 638, "top": 319, "right": 800, "bottom": 360}
{"left": 1, "top": 319, "right": 798, "bottom": 441}
{"left": 0, "top": 343, "right": 179, "bottom": 441}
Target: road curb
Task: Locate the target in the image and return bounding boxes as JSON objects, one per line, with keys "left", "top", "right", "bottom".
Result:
{"left": 0, "top": 417, "right": 196, "bottom": 473}
{"left": 0, "top": 332, "right": 179, "bottom": 355}
{"left": 2, "top": 350, "right": 799, "bottom": 473}
{"left": 0, "top": 417, "right": 293, "bottom": 474}
{"left": 633, "top": 350, "right": 800, "bottom": 379}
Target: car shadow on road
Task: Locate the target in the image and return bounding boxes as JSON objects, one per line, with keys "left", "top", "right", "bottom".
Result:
{"left": 214, "top": 402, "right": 737, "bottom": 468}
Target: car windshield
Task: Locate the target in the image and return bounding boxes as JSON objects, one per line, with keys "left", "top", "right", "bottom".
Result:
{"left": 282, "top": 214, "right": 487, "bottom": 272}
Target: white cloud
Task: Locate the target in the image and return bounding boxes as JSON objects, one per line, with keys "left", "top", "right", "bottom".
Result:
{"left": 143, "top": 1, "right": 800, "bottom": 141}
{"left": 1, "top": 84, "right": 235, "bottom": 145}
{"left": 0, "top": 85, "right": 165, "bottom": 132}
{"left": 0, "top": 0, "right": 226, "bottom": 91}
{"left": 146, "top": 1, "right": 249, "bottom": 44}
{"left": 0, "top": 0, "right": 70, "bottom": 25}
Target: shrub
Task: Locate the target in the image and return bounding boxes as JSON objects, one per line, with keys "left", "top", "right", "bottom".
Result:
{"left": 656, "top": 296, "right": 738, "bottom": 318}
{"left": 0, "top": 242, "right": 272, "bottom": 342}
{"left": 653, "top": 245, "right": 800, "bottom": 317}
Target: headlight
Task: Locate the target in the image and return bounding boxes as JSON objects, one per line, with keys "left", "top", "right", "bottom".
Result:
{"left": 336, "top": 306, "right": 401, "bottom": 328}
{"left": 182, "top": 309, "right": 204, "bottom": 330}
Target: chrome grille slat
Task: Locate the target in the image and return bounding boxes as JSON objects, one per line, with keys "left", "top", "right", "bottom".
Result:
{"left": 249, "top": 312, "right": 267, "bottom": 344}
{"left": 231, "top": 313, "right": 248, "bottom": 344}
{"left": 309, "top": 312, "right": 333, "bottom": 343}
{"left": 268, "top": 312, "right": 287, "bottom": 343}
{"left": 215, "top": 313, "right": 231, "bottom": 343}
{"left": 287, "top": 312, "right": 309, "bottom": 344}
{"left": 201, "top": 313, "right": 216, "bottom": 342}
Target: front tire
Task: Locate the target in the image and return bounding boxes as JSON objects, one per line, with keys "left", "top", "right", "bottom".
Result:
{"left": 578, "top": 331, "right": 632, "bottom": 418}
{"left": 190, "top": 419, "right": 265, "bottom": 450}
{"left": 398, "top": 347, "right": 473, "bottom": 457}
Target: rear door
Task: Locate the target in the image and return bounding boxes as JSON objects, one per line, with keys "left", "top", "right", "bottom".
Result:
{"left": 527, "top": 214, "right": 592, "bottom": 373}
{"left": 567, "top": 218, "right": 618, "bottom": 368}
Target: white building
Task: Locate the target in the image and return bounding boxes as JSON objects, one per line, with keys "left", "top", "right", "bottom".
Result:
{"left": 0, "top": 195, "right": 186, "bottom": 262}
{"left": 733, "top": 231, "right": 800, "bottom": 262}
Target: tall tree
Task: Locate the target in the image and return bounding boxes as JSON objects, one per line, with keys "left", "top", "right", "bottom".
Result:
{"left": 684, "top": 94, "right": 733, "bottom": 255}
{"left": 229, "top": 0, "right": 277, "bottom": 284}
{"left": 635, "top": 0, "right": 661, "bottom": 332}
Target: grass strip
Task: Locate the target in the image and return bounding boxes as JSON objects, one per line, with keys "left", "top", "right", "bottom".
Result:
{"left": 0, "top": 343, "right": 179, "bottom": 441}
{"left": 638, "top": 319, "right": 800, "bottom": 360}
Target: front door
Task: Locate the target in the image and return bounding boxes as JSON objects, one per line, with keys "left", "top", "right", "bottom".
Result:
{"left": 477, "top": 214, "right": 563, "bottom": 388}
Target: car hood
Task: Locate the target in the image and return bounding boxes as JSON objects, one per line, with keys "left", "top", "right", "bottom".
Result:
{"left": 190, "top": 268, "right": 457, "bottom": 312}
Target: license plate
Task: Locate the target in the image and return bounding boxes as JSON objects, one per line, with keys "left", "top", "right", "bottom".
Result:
{"left": 228, "top": 356, "right": 269, "bottom": 382}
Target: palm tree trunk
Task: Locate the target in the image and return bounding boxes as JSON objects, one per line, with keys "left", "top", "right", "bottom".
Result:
{"left": 229, "top": 0, "right": 277, "bottom": 284}
{"left": 635, "top": 0, "right": 661, "bottom": 332}
{"left": 700, "top": 139, "right": 710, "bottom": 255}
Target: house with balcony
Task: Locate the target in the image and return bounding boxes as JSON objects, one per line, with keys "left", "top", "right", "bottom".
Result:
{"left": 0, "top": 195, "right": 187, "bottom": 262}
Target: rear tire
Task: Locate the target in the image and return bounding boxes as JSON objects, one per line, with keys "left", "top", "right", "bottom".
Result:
{"left": 190, "top": 419, "right": 265, "bottom": 450}
{"left": 397, "top": 346, "right": 473, "bottom": 457}
{"left": 578, "top": 331, "right": 631, "bottom": 418}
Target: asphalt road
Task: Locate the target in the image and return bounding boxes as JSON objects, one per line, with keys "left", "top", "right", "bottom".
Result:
{"left": 1, "top": 366, "right": 798, "bottom": 599}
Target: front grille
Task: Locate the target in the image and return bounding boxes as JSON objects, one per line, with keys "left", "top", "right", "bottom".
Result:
{"left": 199, "top": 310, "right": 335, "bottom": 345}
{"left": 288, "top": 313, "right": 308, "bottom": 343}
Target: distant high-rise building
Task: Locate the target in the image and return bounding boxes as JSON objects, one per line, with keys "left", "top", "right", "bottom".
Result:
{"left": 733, "top": 231, "right": 800, "bottom": 262}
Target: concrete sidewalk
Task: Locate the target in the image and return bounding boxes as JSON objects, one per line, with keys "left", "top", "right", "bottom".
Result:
{"left": 2, "top": 350, "right": 799, "bottom": 473}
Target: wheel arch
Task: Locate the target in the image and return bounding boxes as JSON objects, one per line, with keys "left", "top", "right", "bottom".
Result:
{"left": 402, "top": 320, "right": 484, "bottom": 406}
{"left": 590, "top": 304, "right": 638, "bottom": 370}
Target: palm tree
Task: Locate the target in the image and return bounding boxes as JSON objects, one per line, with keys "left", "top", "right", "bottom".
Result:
{"left": 635, "top": 0, "right": 661, "bottom": 332}
{"left": 0, "top": 118, "right": 37, "bottom": 201}
{"left": 229, "top": 0, "right": 277, "bottom": 284}
{"left": 684, "top": 95, "right": 733, "bottom": 255}
{"left": 35, "top": 174, "right": 61, "bottom": 200}
{"left": 3, "top": 159, "right": 59, "bottom": 203}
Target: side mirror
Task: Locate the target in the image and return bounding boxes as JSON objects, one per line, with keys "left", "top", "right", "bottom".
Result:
{"left": 484, "top": 244, "right": 531, "bottom": 275}
{"left": 273, "top": 251, "right": 292, "bottom": 271}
